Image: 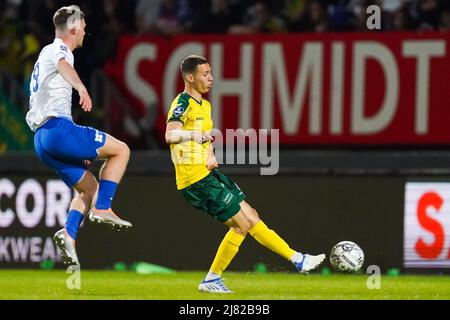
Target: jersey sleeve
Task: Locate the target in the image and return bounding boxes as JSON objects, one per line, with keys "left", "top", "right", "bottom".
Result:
{"left": 51, "top": 45, "right": 74, "bottom": 68}
{"left": 167, "top": 94, "right": 190, "bottom": 124}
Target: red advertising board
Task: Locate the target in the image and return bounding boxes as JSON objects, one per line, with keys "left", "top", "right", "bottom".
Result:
{"left": 104, "top": 32, "right": 450, "bottom": 145}
{"left": 404, "top": 182, "right": 450, "bottom": 268}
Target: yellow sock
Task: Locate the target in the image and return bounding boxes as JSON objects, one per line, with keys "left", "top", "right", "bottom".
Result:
{"left": 249, "top": 220, "right": 295, "bottom": 260}
{"left": 210, "top": 229, "right": 246, "bottom": 275}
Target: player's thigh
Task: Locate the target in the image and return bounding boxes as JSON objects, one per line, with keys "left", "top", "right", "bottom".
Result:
{"left": 35, "top": 147, "right": 87, "bottom": 189}
{"left": 97, "top": 133, "right": 130, "bottom": 159}
{"left": 224, "top": 208, "right": 248, "bottom": 229}
{"left": 239, "top": 200, "right": 260, "bottom": 220}
{"left": 224, "top": 201, "right": 260, "bottom": 230}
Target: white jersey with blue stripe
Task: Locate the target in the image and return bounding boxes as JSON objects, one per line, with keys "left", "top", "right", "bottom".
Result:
{"left": 26, "top": 38, "right": 75, "bottom": 132}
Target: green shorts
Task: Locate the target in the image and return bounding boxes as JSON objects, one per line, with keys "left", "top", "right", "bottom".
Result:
{"left": 181, "top": 169, "right": 246, "bottom": 222}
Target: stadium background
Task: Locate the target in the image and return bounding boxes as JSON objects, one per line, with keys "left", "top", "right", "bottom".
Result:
{"left": 1, "top": 0, "right": 450, "bottom": 275}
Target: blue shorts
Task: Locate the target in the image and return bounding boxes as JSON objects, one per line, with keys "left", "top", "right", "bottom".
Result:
{"left": 34, "top": 117, "right": 107, "bottom": 188}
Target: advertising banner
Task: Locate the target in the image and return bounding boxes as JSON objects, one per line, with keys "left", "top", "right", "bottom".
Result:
{"left": 105, "top": 32, "right": 450, "bottom": 145}
{"left": 0, "top": 178, "right": 69, "bottom": 266}
{"left": 404, "top": 182, "right": 450, "bottom": 268}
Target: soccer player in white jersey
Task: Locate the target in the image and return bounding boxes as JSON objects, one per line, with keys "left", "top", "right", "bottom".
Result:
{"left": 27, "top": 5, "right": 132, "bottom": 266}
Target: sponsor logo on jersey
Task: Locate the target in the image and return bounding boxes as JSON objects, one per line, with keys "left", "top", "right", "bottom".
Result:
{"left": 173, "top": 106, "right": 185, "bottom": 116}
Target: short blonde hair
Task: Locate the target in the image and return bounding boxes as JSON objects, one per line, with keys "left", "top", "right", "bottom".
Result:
{"left": 53, "top": 5, "right": 85, "bottom": 31}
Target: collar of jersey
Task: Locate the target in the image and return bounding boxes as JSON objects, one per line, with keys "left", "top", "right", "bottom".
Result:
{"left": 54, "top": 38, "right": 73, "bottom": 52}
{"left": 183, "top": 91, "right": 202, "bottom": 105}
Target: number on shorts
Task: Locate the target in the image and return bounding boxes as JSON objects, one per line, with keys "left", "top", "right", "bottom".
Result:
{"left": 95, "top": 130, "right": 103, "bottom": 143}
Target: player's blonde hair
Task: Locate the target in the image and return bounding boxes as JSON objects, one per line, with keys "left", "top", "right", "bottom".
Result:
{"left": 53, "top": 5, "right": 85, "bottom": 31}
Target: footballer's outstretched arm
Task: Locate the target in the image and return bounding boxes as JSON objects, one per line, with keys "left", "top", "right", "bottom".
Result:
{"left": 166, "top": 121, "right": 189, "bottom": 144}
{"left": 165, "top": 121, "right": 212, "bottom": 145}
{"left": 57, "top": 58, "right": 92, "bottom": 112}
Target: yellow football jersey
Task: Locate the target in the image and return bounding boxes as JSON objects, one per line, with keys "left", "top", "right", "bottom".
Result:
{"left": 167, "top": 92, "right": 213, "bottom": 189}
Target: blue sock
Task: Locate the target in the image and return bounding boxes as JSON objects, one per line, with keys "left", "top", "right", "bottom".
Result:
{"left": 96, "top": 179, "right": 118, "bottom": 210}
{"left": 65, "top": 210, "right": 84, "bottom": 240}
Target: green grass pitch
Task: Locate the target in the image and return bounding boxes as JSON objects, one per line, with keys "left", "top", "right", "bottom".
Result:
{"left": 0, "top": 270, "right": 449, "bottom": 300}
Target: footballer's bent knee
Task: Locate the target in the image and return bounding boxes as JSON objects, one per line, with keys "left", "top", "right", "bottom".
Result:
{"left": 245, "top": 208, "right": 260, "bottom": 227}
{"left": 251, "top": 208, "right": 260, "bottom": 219}
{"left": 231, "top": 225, "right": 249, "bottom": 236}
{"left": 120, "top": 141, "right": 130, "bottom": 154}
{"left": 229, "top": 218, "right": 252, "bottom": 235}
{"left": 119, "top": 142, "right": 130, "bottom": 160}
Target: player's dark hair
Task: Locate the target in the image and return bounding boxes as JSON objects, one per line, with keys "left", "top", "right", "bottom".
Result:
{"left": 53, "top": 5, "right": 85, "bottom": 30}
{"left": 180, "top": 55, "right": 208, "bottom": 76}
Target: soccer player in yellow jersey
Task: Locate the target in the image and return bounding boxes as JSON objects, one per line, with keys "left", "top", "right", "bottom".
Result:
{"left": 165, "top": 55, "right": 325, "bottom": 293}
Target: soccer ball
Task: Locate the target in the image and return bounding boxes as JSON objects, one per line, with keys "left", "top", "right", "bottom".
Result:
{"left": 330, "top": 241, "right": 364, "bottom": 273}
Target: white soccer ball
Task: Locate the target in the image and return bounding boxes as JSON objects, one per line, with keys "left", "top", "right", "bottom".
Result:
{"left": 330, "top": 241, "right": 364, "bottom": 273}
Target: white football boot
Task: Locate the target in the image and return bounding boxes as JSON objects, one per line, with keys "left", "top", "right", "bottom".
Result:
{"left": 198, "top": 278, "right": 234, "bottom": 293}
{"left": 295, "top": 253, "right": 326, "bottom": 274}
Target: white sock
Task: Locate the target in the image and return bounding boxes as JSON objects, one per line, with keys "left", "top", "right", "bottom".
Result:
{"left": 205, "top": 271, "right": 221, "bottom": 281}
{"left": 290, "top": 252, "right": 304, "bottom": 264}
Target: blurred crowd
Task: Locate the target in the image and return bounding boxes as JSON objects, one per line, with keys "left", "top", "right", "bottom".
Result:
{"left": 1, "top": 0, "right": 450, "bottom": 83}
